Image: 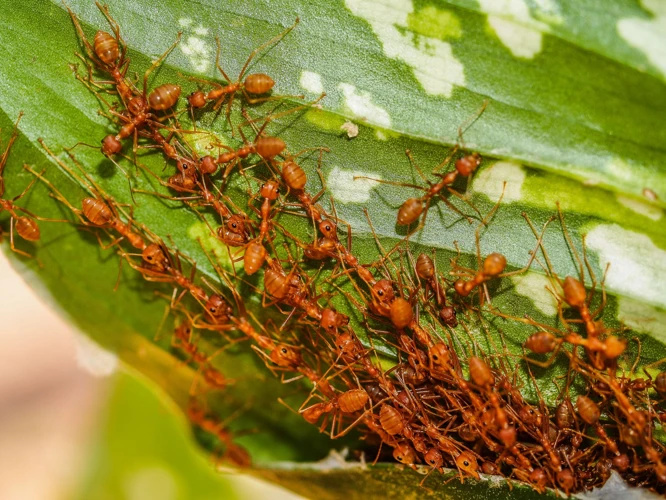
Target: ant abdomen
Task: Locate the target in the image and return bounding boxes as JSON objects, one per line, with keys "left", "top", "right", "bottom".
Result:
{"left": 397, "top": 197, "right": 423, "bottom": 225}
{"left": 244, "top": 73, "right": 274, "bottom": 95}
{"left": 282, "top": 161, "right": 307, "bottom": 191}
{"left": 255, "top": 136, "right": 286, "bottom": 159}
{"left": 338, "top": 389, "right": 369, "bottom": 413}
{"left": 148, "top": 83, "right": 181, "bottom": 111}
{"left": 243, "top": 241, "right": 267, "bottom": 275}
{"left": 15, "top": 216, "right": 40, "bottom": 241}
{"left": 82, "top": 197, "right": 113, "bottom": 225}
{"left": 93, "top": 31, "right": 119, "bottom": 65}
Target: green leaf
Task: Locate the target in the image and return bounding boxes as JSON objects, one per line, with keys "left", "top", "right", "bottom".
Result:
{"left": 1, "top": 0, "right": 665, "bottom": 497}
{"left": 73, "top": 370, "right": 240, "bottom": 500}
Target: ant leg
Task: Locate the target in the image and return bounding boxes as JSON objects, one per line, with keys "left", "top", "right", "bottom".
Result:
{"left": 237, "top": 18, "right": 300, "bottom": 82}
{"left": 0, "top": 112, "right": 23, "bottom": 184}
{"left": 142, "top": 33, "right": 183, "bottom": 95}
{"left": 9, "top": 217, "right": 35, "bottom": 259}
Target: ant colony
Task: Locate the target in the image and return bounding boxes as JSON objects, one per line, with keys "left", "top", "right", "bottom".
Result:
{"left": 2, "top": 2, "right": 664, "bottom": 496}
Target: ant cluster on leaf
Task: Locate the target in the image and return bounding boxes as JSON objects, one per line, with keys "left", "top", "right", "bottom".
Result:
{"left": 2, "top": 2, "right": 666, "bottom": 496}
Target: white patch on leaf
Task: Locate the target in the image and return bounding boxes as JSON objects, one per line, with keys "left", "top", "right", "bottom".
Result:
{"left": 180, "top": 36, "right": 212, "bottom": 73}
{"left": 194, "top": 26, "right": 209, "bottom": 36}
{"left": 618, "top": 297, "right": 666, "bottom": 344}
{"left": 511, "top": 273, "right": 558, "bottom": 317}
{"left": 487, "top": 16, "right": 543, "bottom": 58}
{"left": 472, "top": 161, "right": 525, "bottom": 203}
{"left": 338, "top": 83, "right": 391, "bottom": 128}
{"left": 618, "top": 0, "right": 666, "bottom": 77}
{"left": 344, "top": 0, "right": 465, "bottom": 97}
{"left": 605, "top": 157, "right": 635, "bottom": 182}
{"left": 531, "top": 0, "right": 564, "bottom": 25}
{"left": 586, "top": 224, "right": 666, "bottom": 307}
{"left": 616, "top": 195, "right": 663, "bottom": 221}
{"left": 75, "top": 334, "right": 118, "bottom": 377}
{"left": 328, "top": 167, "right": 382, "bottom": 203}
{"left": 178, "top": 18, "right": 193, "bottom": 28}
{"left": 300, "top": 70, "right": 324, "bottom": 94}
{"left": 478, "top": 0, "right": 548, "bottom": 59}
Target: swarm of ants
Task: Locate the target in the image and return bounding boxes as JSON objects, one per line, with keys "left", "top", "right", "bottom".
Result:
{"left": 2, "top": 3, "right": 666, "bottom": 497}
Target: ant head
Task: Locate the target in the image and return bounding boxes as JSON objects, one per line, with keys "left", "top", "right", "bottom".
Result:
{"left": 177, "top": 159, "right": 196, "bottom": 177}
{"left": 439, "top": 306, "right": 458, "bottom": 327}
{"left": 455, "top": 152, "right": 481, "bottom": 177}
{"left": 101, "top": 134, "right": 122, "bottom": 156}
{"left": 393, "top": 444, "right": 416, "bottom": 465}
{"left": 270, "top": 343, "right": 302, "bottom": 368}
{"left": 428, "top": 343, "right": 450, "bottom": 368}
{"left": 188, "top": 91, "right": 207, "bottom": 109}
{"left": 127, "top": 95, "right": 148, "bottom": 115}
{"left": 142, "top": 243, "right": 167, "bottom": 270}
{"left": 372, "top": 279, "right": 395, "bottom": 302}
{"left": 556, "top": 469, "right": 575, "bottom": 492}
{"left": 260, "top": 180, "right": 280, "bottom": 200}
{"left": 318, "top": 219, "right": 337, "bottom": 239}
{"left": 199, "top": 155, "right": 218, "bottom": 175}
{"left": 320, "top": 308, "right": 348, "bottom": 331}
{"left": 206, "top": 294, "right": 231, "bottom": 318}
{"left": 334, "top": 332, "right": 361, "bottom": 360}
{"left": 301, "top": 404, "right": 326, "bottom": 424}
{"left": 425, "top": 448, "right": 443, "bottom": 468}
{"left": 455, "top": 451, "right": 479, "bottom": 477}
{"left": 175, "top": 321, "right": 192, "bottom": 337}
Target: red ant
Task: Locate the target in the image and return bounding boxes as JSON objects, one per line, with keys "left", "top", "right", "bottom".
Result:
{"left": 0, "top": 114, "right": 61, "bottom": 257}
{"left": 132, "top": 161, "right": 251, "bottom": 248}
{"left": 120, "top": 240, "right": 208, "bottom": 306}
{"left": 300, "top": 388, "right": 373, "bottom": 438}
{"left": 354, "top": 101, "right": 488, "bottom": 235}
{"left": 66, "top": 2, "right": 134, "bottom": 103}
{"left": 67, "top": 3, "right": 184, "bottom": 156}
{"left": 186, "top": 399, "right": 252, "bottom": 468}
{"left": 212, "top": 95, "right": 325, "bottom": 179}
{"left": 187, "top": 19, "right": 301, "bottom": 125}
{"left": 525, "top": 203, "right": 608, "bottom": 340}
{"left": 451, "top": 205, "right": 553, "bottom": 304}
{"left": 275, "top": 147, "right": 331, "bottom": 224}
{"left": 34, "top": 141, "right": 146, "bottom": 250}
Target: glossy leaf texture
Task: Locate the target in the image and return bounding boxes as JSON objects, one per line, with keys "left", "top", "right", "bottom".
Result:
{"left": 0, "top": 0, "right": 665, "bottom": 498}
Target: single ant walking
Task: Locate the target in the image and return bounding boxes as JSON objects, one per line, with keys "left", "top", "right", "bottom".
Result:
{"left": 187, "top": 19, "right": 301, "bottom": 125}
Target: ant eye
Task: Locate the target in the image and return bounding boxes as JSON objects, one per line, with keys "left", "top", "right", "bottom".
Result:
{"left": 282, "top": 348, "right": 288, "bottom": 354}
{"left": 463, "top": 461, "right": 469, "bottom": 466}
